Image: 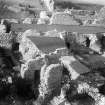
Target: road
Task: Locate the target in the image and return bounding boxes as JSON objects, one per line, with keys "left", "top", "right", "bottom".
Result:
{"left": 11, "top": 23, "right": 105, "bottom": 34}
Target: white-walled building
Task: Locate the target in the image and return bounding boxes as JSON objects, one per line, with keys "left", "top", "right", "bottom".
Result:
{"left": 41, "top": 0, "right": 54, "bottom": 12}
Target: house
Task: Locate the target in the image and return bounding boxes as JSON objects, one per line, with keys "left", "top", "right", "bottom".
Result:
{"left": 50, "top": 12, "right": 80, "bottom": 25}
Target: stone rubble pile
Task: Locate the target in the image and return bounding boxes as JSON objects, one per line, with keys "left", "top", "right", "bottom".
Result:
{"left": 77, "top": 82, "right": 105, "bottom": 105}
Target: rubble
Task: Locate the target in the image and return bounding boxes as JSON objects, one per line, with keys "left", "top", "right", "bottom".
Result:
{"left": 63, "top": 71, "right": 105, "bottom": 104}
{"left": 50, "top": 96, "right": 70, "bottom": 105}
{"left": 77, "top": 82, "right": 105, "bottom": 105}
